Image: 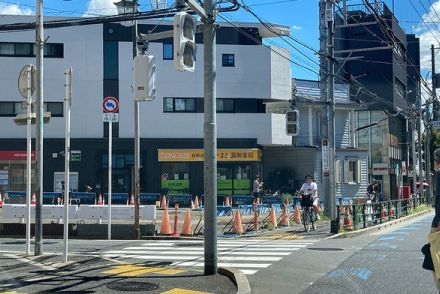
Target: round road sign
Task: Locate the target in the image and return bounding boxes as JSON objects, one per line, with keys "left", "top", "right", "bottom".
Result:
{"left": 103, "top": 96, "right": 119, "bottom": 113}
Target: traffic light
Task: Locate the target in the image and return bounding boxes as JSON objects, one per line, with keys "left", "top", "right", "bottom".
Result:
{"left": 133, "top": 55, "right": 156, "bottom": 101}
{"left": 286, "top": 110, "right": 300, "bottom": 136}
{"left": 173, "top": 11, "right": 197, "bottom": 72}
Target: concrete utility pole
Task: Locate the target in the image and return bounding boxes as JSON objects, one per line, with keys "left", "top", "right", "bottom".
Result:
{"left": 63, "top": 67, "right": 72, "bottom": 263}
{"left": 417, "top": 88, "right": 424, "bottom": 199}
{"left": 35, "top": 0, "right": 44, "bottom": 256}
{"left": 411, "top": 115, "right": 417, "bottom": 197}
{"left": 203, "top": 0, "right": 218, "bottom": 275}
{"left": 133, "top": 2, "right": 141, "bottom": 241}
{"left": 320, "top": 0, "right": 337, "bottom": 233}
{"left": 427, "top": 44, "right": 436, "bottom": 204}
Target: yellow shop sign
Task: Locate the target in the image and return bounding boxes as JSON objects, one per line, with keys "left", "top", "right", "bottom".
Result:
{"left": 158, "top": 149, "right": 262, "bottom": 162}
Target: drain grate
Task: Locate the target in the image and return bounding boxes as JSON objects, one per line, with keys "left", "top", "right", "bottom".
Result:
{"left": 307, "top": 247, "right": 344, "bottom": 251}
{"left": 107, "top": 281, "right": 159, "bottom": 292}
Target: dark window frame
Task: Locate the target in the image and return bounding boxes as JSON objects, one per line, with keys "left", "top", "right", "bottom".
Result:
{"left": 222, "top": 53, "right": 235, "bottom": 67}
{"left": 0, "top": 42, "right": 64, "bottom": 58}
{"left": 0, "top": 101, "right": 64, "bottom": 117}
{"left": 163, "top": 43, "right": 173, "bottom": 60}
{"left": 163, "top": 97, "right": 196, "bottom": 113}
{"left": 217, "top": 98, "right": 235, "bottom": 113}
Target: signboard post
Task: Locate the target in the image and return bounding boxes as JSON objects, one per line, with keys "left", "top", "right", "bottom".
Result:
{"left": 103, "top": 96, "right": 119, "bottom": 240}
{"left": 322, "top": 139, "right": 329, "bottom": 177}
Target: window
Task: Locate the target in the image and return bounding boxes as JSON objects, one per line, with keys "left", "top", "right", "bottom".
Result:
{"left": 335, "top": 160, "right": 340, "bottom": 184}
{"left": 0, "top": 42, "right": 63, "bottom": 58}
{"left": 163, "top": 97, "right": 196, "bottom": 112}
{"left": 217, "top": 98, "right": 234, "bottom": 113}
{"left": 344, "top": 160, "right": 361, "bottom": 184}
{"left": 222, "top": 54, "right": 235, "bottom": 67}
{"left": 163, "top": 43, "right": 173, "bottom": 60}
{"left": 0, "top": 101, "right": 63, "bottom": 117}
{"left": 394, "top": 77, "right": 406, "bottom": 98}
{"left": 45, "top": 102, "right": 64, "bottom": 117}
{"left": 160, "top": 163, "right": 190, "bottom": 194}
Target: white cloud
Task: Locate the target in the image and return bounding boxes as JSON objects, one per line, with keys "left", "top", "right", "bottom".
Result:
{"left": 83, "top": 0, "right": 117, "bottom": 17}
{"left": 292, "top": 25, "right": 302, "bottom": 30}
{"left": 0, "top": 4, "right": 32, "bottom": 15}
{"left": 415, "top": 0, "right": 440, "bottom": 71}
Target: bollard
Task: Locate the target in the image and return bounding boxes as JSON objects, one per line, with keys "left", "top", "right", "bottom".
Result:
{"left": 173, "top": 204, "right": 179, "bottom": 237}
{"left": 254, "top": 203, "right": 259, "bottom": 231}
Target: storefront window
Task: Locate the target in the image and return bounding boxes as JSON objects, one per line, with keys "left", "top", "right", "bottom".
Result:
{"left": 160, "top": 163, "right": 190, "bottom": 194}
{"left": 217, "top": 163, "right": 251, "bottom": 195}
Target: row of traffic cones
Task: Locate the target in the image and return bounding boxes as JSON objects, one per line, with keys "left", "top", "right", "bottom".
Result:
{"left": 159, "top": 206, "right": 193, "bottom": 236}
{"left": 229, "top": 204, "right": 302, "bottom": 235}
{"left": 95, "top": 193, "right": 138, "bottom": 206}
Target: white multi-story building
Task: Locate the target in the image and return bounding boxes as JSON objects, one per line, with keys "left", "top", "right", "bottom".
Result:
{"left": 0, "top": 16, "right": 292, "bottom": 196}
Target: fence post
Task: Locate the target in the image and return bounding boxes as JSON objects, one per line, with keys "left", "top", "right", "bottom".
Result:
{"left": 353, "top": 204, "right": 357, "bottom": 230}
{"left": 362, "top": 204, "right": 367, "bottom": 229}
{"left": 387, "top": 201, "right": 391, "bottom": 221}
{"left": 379, "top": 202, "right": 383, "bottom": 224}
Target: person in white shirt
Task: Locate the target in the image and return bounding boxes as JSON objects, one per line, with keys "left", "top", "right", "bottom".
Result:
{"left": 299, "top": 175, "right": 321, "bottom": 220}
{"left": 252, "top": 176, "right": 263, "bottom": 201}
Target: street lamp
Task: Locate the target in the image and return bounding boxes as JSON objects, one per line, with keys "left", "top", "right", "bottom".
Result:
{"left": 114, "top": 0, "right": 141, "bottom": 239}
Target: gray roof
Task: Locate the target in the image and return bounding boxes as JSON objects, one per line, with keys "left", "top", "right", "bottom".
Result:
{"left": 293, "top": 79, "right": 363, "bottom": 108}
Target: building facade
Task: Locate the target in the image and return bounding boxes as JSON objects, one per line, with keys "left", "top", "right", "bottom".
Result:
{"left": 0, "top": 16, "right": 292, "bottom": 196}
{"left": 334, "top": 2, "right": 421, "bottom": 199}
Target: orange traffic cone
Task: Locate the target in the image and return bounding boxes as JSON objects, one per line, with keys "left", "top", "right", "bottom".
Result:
{"left": 31, "top": 193, "right": 36, "bottom": 205}
{"left": 344, "top": 209, "right": 353, "bottom": 230}
{"left": 280, "top": 206, "right": 290, "bottom": 226}
{"left": 389, "top": 206, "right": 395, "bottom": 217}
{"left": 269, "top": 207, "right": 278, "bottom": 229}
{"left": 224, "top": 195, "right": 230, "bottom": 207}
{"left": 129, "top": 194, "right": 135, "bottom": 206}
{"left": 293, "top": 205, "right": 301, "bottom": 224}
{"left": 0, "top": 192, "right": 3, "bottom": 208}
{"left": 97, "top": 194, "right": 103, "bottom": 205}
{"left": 231, "top": 210, "right": 244, "bottom": 234}
{"left": 159, "top": 208, "right": 172, "bottom": 235}
{"left": 181, "top": 209, "right": 193, "bottom": 236}
{"left": 194, "top": 195, "right": 199, "bottom": 210}
{"left": 160, "top": 195, "right": 167, "bottom": 209}
{"left": 380, "top": 207, "right": 386, "bottom": 219}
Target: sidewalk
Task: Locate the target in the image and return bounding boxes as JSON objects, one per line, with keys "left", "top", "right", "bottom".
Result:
{"left": 0, "top": 254, "right": 239, "bottom": 294}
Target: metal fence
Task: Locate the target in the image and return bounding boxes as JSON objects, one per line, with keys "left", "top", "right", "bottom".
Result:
{"left": 337, "top": 196, "right": 426, "bottom": 233}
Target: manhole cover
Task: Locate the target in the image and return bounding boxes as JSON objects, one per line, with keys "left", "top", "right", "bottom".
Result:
{"left": 107, "top": 281, "right": 159, "bottom": 292}
{"left": 307, "top": 247, "right": 344, "bottom": 251}
{"left": 175, "top": 242, "right": 203, "bottom": 247}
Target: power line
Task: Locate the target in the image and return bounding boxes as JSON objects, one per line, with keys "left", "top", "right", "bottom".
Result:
{"left": 408, "top": 0, "right": 440, "bottom": 45}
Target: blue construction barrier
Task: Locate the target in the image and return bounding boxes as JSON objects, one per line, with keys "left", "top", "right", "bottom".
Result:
{"left": 140, "top": 193, "right": 161, "bottom": 205}
{"left": 71, "top": 192, "right": 96, "bottom": 205}
{"left": 257, "top": 204, "right": 269, "bottom": 214}
{"left": 103, "top": 193, "right": 129, "bottom": 205}
{"left": 168, "top": 194, "right": 192, "bottom": 208}
{"left": 4, "top": 191, "right": 26, "bottom": 204}
{"left": 217, "top": 206, "right": 233, "bottom": 217}
{"left": 262, "top": 196, "right": 283, "bottom": 205}
{"left": 232, "top": 195, "right": 254, "bottom": 206}
{"left": 43, "top": 192, "right": 63, "bottom": 204}
{"left": 238, "top": 205, "right": 254, "bottom": 215}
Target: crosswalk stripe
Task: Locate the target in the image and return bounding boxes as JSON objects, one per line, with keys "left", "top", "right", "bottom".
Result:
{"left": 103, "top": 254, "right": 283, "bottom": 262}
{"left": 103, "top": 250, "right": 293, "bottom": 256}
{"left": 102, "top": 238, "right": 320, "bottom": 276}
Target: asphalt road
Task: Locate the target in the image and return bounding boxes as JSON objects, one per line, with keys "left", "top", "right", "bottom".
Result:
{"left": 247, "top": 213, "right": 436, "bottom": 294}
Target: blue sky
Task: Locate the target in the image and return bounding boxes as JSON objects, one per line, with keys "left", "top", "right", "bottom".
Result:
{"left": 0, "top": 0, "right": 439, "bottom": 82}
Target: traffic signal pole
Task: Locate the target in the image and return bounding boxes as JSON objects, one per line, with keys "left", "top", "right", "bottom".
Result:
{"left": 203, "top": 0, "right": 218, "bottom": 275}
{"left": 35, "top": 0, "right": 44, "bottom": 256}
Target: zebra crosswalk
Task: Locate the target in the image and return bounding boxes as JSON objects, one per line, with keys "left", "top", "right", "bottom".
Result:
{"left": 101, "top": 238, "right": 320, "bottom": 275}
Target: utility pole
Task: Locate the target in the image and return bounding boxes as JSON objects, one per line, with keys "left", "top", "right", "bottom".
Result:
{"left": 35, "top": 0, "right": 44, "bottom": 256}
{"left": 411, "top": 114, "right": 417, "bottom": 197}
{"left": 203, "top": 0, "right": 217, "bottom": 275}
{"left": 417, "top": 86, "right": 424, "bottom": 199}
{"left": 320, "top": 0, "right": 337, "bottom": 233}
{"left": 427, "top": 44, "right": 436, "bottom": 204}
{"left": 63, "top": 67, "right": 72, "bottom": 263}
{"left": 133, "top": 2, "right": 140, "bottom": 241}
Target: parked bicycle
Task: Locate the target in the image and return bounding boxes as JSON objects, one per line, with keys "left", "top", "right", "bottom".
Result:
{"left": 301, "top": 194, "right": 317, "bottom": 232}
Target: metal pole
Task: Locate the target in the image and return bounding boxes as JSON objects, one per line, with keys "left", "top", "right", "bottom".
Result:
{"left": 203, "top": 0, "right": 217, "bottom": 275}
{"left": 108, "top": 121, "right": 112, "bottom": 240}
{"left": 411, "top": 116, "right": 417, "bottom": 197}
{"left": 319, "top": 0, "right": 329, "bottom": 216}
{"left": 63, "top": 67, "right": 72, "bottom": 263}
{"left": 133, "top": 9, "right": 140, "bottom": 240}
{"left": 428, "top": 44, "right": 436, "bottom": 204}
{"left": 34, "top": 0, "right": 44, "bottom": 256}
{"left": 25, "top": 66, "right": 32, "bottom": 256}
{"left": 327, "top": 0, "right": 337, "bottom": 234}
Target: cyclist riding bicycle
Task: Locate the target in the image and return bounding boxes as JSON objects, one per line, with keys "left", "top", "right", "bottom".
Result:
{"left": 299, "top": 175, "right": 320, "bottom": 220}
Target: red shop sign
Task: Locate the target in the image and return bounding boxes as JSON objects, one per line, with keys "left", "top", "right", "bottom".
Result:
{"left": 0, "top": 151, "right": 36, "bottom": 161}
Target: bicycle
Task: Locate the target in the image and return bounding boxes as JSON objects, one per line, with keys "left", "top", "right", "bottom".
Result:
{"left": 301, "top": 194, "right": 317, "bottom": 232}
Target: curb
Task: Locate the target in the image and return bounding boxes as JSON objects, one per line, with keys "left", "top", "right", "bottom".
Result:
{"left": 218, "top": 267, "right": 251, "bottom": 294}
{"left": 325, "top": 208, "right": 433, "bottom": 239}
